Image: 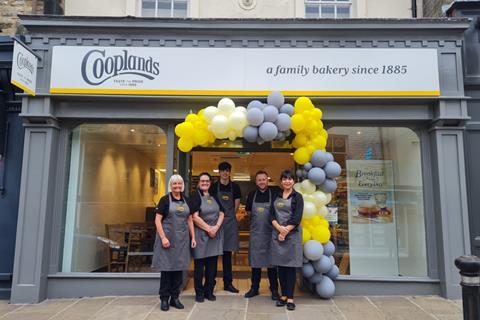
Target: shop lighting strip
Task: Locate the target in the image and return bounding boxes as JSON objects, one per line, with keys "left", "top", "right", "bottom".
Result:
{"left": 49, "top": 88, "right": 440, "bottom": 97}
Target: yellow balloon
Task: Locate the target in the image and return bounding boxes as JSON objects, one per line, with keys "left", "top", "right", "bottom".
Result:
{"left": 311, "top": 215, "right": 321, "bottom": 227}
{"left": 294, "top": 97, "right": 314, "bottom": 114}
{"left": 312, "top": 108, "right": 323, "bottom": 120}
{"left": 291, "top": 114, "right": 306, "bottom": 133}
{"left": 193, "top": 130, "right": 209, "bottom": 145}
{"left": 178, "top": 137, "right": 193, "bottom": 152}
{"left": 185, "top": 113, "right": 199, "bottom": 123}
{"left": 293, "top": 147, "right": 310, "bottom": 165}
{"left": 174, "top": 122, "right": 195, "bottom": 139}
{"left": 306, "top": 120, "right": 319, "bottom": 133}
{"left": 198, "top": 109, "right": 205, "bottom": 117}
{"left": 311, "top": 226, "right": 331, "bottom": 244}
{"left": 293, "top": 133, "right": 308, "bottom": 147}
{"left": 302, "top": 228, "right": 311, "bottom": 244}
{"left": 319, "top": 218, "right": 329, "bottom": 228}
{"left": 312, "top": 136, "right": 327, "bottom": 150}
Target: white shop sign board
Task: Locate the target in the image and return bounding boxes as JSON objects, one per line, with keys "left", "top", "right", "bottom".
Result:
{"left": 11, "top": 40, "right": 38, "bottom": 96}
{"left": 50, "top": 46, "right": 440, "bottom": 97}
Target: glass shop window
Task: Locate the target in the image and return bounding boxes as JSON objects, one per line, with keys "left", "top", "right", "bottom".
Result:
{"left": 62, "top": 124, "right": 167, "bottom": 273}
{"left": 327, "top": 127, "right": 428, "bottom": 277}
{"left": 142, "top": 0, "right": 188, "bottom": 17}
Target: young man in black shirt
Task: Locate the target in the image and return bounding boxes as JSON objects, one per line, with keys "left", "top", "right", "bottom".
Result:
{"left": 210, "top": 162, "right": 241, "bottom": 293}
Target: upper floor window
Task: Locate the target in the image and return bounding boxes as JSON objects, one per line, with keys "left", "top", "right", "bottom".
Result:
{"left": 142, "top": 0, "right": 188, "bottom": 18}
{"left": 305, "top": 0, "right": 352, "bottom": 18}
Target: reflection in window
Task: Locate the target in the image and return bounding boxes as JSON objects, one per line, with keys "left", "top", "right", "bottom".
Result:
{"left": 327, "top": 127, "right": 427, "bottom": 277}
{"left": 62, "top": 124, "right": 167, "bottom": 272}
{"left": 305, "top": 0, "right": 352, "bottom": 18}
{"left": 141, "top": 0, "right": 188, "bottom": 17}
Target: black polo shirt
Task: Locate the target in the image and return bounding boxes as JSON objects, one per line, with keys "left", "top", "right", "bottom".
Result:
{"left": 155, "top": 193, "right": 190, "bottom": 218}
{"left": 245, "top": 188, "right": 277, "bottom": 212}
{"left": 270, "top": 190, "right": 304, "bottom": 227}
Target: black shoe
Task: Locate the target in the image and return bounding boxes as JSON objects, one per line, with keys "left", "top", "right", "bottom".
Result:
{"left": 224, "top": 284, "right": 239, "bottom": 293}
{"left": 160, "top": 299, "right": 169, "bottom": 311}
{"left": 195, "top": 295, "right": 204, "bottom": 303}
{"left": 276, "top": 299, "right": 287, "bottom": 307}
{"left": 205, "top": 293, "right": 216, "bottom": 301}
{"left": 286, "top": 302, "right": 296, "bottom": 311}
{"left": 271, "top": 291, "right": 280, "bottom": 301}
{"left": 169, "top": 297, "right": 184, "bottom": 309}
{"left": 244, "top": 288, "right": 259, "bottom": 298}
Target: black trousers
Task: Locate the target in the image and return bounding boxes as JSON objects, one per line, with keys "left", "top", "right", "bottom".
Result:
{"left": 251, "top": 267, "right": 279, "bottom": 292}
{"left": 222, "top": 251, "right": 233, "bottom": 285}
{"left": 194, "top": 256, "right": 218, "bottom": 297}
{"left": 277, "top": 266, "right": 296, "bottom": 299}
{"left": 159, "top": 270, "right": 183, "bottom": 300}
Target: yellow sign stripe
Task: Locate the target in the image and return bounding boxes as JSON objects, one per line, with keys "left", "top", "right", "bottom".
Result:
{"left": 11, "top": 80, "right": 36, "bottom": 96}
{"left": 49, "top": 88, "right": 440, "bottom": 97}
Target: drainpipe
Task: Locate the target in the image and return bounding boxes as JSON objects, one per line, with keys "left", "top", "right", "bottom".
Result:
{"left": 411, "top": 0, "right": 417, "bottom": 18}
{"left": 31, "top": 0, "right": 37, "bottom": 14}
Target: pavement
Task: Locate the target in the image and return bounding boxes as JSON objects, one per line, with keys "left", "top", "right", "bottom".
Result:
{"left": 0, "top": 293, "right": 463, "bottom": 320}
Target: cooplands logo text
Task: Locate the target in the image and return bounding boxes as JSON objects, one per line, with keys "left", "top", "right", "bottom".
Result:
{"left": 81, "top": 49, "right": 160, "bottom": 85}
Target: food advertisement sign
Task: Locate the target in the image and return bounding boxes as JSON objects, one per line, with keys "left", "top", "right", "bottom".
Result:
{"left": 346, "top": 160, "right": 394, "bottom": 224}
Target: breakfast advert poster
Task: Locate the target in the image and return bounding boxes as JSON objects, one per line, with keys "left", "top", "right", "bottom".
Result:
{"left": 346, "top": 160, "right": 395, "bottom": 224}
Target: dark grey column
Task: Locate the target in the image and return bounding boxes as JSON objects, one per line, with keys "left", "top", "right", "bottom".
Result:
{"left": 10, "top": 97, "right": 59, "bottom": 303}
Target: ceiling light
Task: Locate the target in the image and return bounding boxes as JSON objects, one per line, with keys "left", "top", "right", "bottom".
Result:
{"left": 357, "top": 131, "right": 362, "bottom": 135}
{"left": 213, "top": 169, "right": 219, "bottom": 173}
{"left": 130, "top": 129, "right": 135, "bottom": 133}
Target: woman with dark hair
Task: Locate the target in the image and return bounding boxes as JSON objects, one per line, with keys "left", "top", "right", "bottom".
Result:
{"left": 270, "top": 169, "right": 304, "bottom": 311}
{"left": 190, "top": 172, "right": 225, "bottom": 302}
{"left": 152, "top": 174, "right": 196, "bottom": 312}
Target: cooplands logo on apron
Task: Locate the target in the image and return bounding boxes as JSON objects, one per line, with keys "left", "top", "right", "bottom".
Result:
{"left": 276, "top": 201, "right": 285, "bottom": 208}
{"left": 176, "top": 206, "right": 185, "bottom": 212}
{"left": 207, "top": 198, "right": 213, "bottom": 204}
{"left": 256, "top": 207, "right": 265, "bottom": 213}
{"left": 222, "top": 195, "right": 230, "bottom": 201}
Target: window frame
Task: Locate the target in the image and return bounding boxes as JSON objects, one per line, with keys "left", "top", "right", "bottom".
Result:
{"left": 141, "top": 0, "right": 189, "bottom": 18}
{"left": 305, "top": 0, "right": 353, "bottom": 19}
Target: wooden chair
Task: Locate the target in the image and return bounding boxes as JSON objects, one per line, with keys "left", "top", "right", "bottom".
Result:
{"left": 104, "top": 224, "right": 129, "bottom": 272}
{"left": 125, "top": 223, "right": 155, "bottom": 272}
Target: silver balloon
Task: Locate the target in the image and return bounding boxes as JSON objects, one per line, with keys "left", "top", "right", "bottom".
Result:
{"left": 247, "top": 100, "right": 264, "bottom": 110}
{"left": 315, "top": 276, "right": 335, "bottom": 299}
{"left": 280, "top": 103, "right": 294, "bottom": 115}
{"left": 313, "top": 255, "right": 332, "bottom": 274}
{"left": 303, "top": 240, "right": 324, "bottom": 261}
{"left": 323, "top": 241, "right": 336, "bottom": 256}
{"left": 321, "top": 179, "right": 337, "bottom": 193}
{"left": 325, "top": 152, "right": 335, "bottom": 163}
{"left": 302, "top": 263, "right": 315, "bottom": 278}
{"left": 326, "top": 265, "right": 339, "bottom": 280}
{"left": 247, "top": 108, "right": 264, "bottom": 126}
{"left": 275, "top": 113, "right": 291, "bottom": 131}
{"left": 310, "top": 150, "right": 328, "bottom": 168}
{"left": 243, "top": 126, "right": 258, "bottom": 143}
{"left": 304, "top": 162, "right": 313, "bottom": 171}
{"left": 308, "top": 167, "right": 326, "bottom": 185}
{"left": 267, "top": 91, "right": 285, "bottom": 108}
{"left": 263, "top": 105, "right": 279, "bottom": 122}
{"left": 296, "top": 169, "right": 303, "bottom": 178}
{"left": 258, "top": 122, "right": 278, "bottom": 141}
{"left": 324, "top": 162, "right": 342, "bottom": 179}
{"left": 309, "top": 272, "right": 323, "bottom": 284}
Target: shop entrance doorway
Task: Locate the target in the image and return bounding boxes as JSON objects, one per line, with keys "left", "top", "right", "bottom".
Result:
{"left": 188, "top": 150, "right": 295, "bottom": 277}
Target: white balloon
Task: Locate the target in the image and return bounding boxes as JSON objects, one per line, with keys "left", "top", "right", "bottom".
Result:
{"left": 228, "top": 129, "right": 237, "bottom": 141}
{"left": 301, "top": 179, "right": 316, "bottom": 194}
{"left": 319, "top": 206, "right": 329, "bottom": 218}
{"left": 210, "top": 115, "right": 229, "bottom": 136}
{"left": 236, "top": 106, "right": 247, "bottom": 114}
{"left": 312, "top": 191, "right": 328, "bottom": 208}
{"left": 303, "top": 194, "right": 314, "bottom": 203}
{"left": 217, "top": 98, "right": 235, "bottom": 115}
{"left": 229, "top": 111, "right": 248, "bottom": 131}
{"left": 303, "top": 201, "right": 317, "bottom": 219}
{"left": 293, "top": 182, "right": 303, "bottom": 193}
{"left": 326, "top": 193, "right": 332, "bottom": 204}
{"left": 203, "top": 106, "right": 218, "bottom": 123}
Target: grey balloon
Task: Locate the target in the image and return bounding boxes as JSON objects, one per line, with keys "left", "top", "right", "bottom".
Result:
{"left": 296, "top": 169, "right": 304, "bottom": 178}
{"left": 308, "top": 167, "right": 326, "bottom": 185}
{"left": 326, "top": 265, "right": 339, "bottom": 280}
{"left": 310, "top": 150, "right": 328, "bottom": 168}
{"left": 304, "top": 162, "right": 313, "bottom": 171}
{"left": 324, "top": 161, "right": 342, "bottom": 178}
{"left": 280, "top": 103, "right": 294, "bottom": 116}
{"left": 329, "top": 256, "right": 335, "bottom": 266}
{"left": 313, "top": 255, "right": 332, "bottom": 274}
{"left": 267, "top": 91, "right": 285, "bottom": 108}
{"left": 263, "top": 105, "right": 279, "bottom": 122}
{"left": 309, "top": 273, "right": 324, "bottom": 284}
{"left": 302, "top": 169, "right": 308, "bottom": 178}
{"left": 325, "top": 152, "right": 335, "bottom": 163}
{"left": 302, "top": 263, "right": 315, "bottom": 278}
{"left": 247, "top": 108, "right": 264, "bottom": 126}
{"left": 243, "top": 126, "right": 258, "bottom": 143}
{"left": 257, "top": 137, "right": 265, "bottom": 145}
{"left": 316, "top": 276, "right": 335, "bottom": 299}
{"left": 275, "top": 113, "right": 291, "bottom": 131}
{"left": 259, "top": 122, "right": 278, "bottom": 141}
{"left": 323, "top": 241, "right": 336, "bottom": 256}
{"left": 303, "top": 240, "right": 324, "bottom": 261}
{"left": 321, "top": 178, "right": 337, "bottom": 193}
{"left": 247, "top": 100, "right": 263, "bottom": 110}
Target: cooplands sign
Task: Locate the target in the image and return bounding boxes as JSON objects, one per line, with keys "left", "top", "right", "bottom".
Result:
{"left": 11, "top": 40, "right": 38, "bottom": 96}
{"left": 50, "top": 46, "right": 440, "bottom": 97}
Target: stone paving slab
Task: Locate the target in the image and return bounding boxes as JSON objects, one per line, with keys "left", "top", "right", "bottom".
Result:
{"left": 0, "top": 294, "right": 464, "bottom": 320}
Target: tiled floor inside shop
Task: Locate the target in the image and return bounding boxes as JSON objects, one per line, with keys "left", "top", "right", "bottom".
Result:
{"left": 0, "top": 278, "right": 463, "bottom": 320}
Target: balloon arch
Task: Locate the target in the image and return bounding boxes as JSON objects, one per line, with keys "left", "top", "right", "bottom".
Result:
{"left": 175, "top": 92, "right": 340, "bottom": 299}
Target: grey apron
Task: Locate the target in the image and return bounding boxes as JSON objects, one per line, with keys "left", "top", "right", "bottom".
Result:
{"left": 249, "top": 189, "right": 273, "bottom": 268}
{"left": 270, "top": 195, "right": 303, "bottom": 268}
{"left": 152, "top": 194, "right": 191, "bottom": 271}
{"left": 193, "top": 190, "right": 224, "bottom": 259}
{"left": 217, "top": 182, "right": 240, "bottom": 252}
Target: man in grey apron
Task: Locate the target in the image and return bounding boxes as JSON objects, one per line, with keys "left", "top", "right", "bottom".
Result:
{"left": 210, "top": 162, "right": 241, "bottom": 293}
{"left": 152, "top": 179, "right": 194, "bottom": 312}
{"left": 244, "top": 170, "right": 279, "bottom": 300}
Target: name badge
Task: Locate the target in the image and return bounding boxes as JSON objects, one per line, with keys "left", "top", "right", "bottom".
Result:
{"left": 176, "top": 206, "right": 185, "bottom": 212}
{"left": 222, "top": 195, "right": 230, "bottom": 201}
{"left": 256, "top": 207, "right": 265, "bottom": 213}
{"left": 277, "top": 201, "right": 285, "bottom": 208}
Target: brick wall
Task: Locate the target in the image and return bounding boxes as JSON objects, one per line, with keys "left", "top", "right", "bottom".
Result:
{"left": 0, "top": 0, "right": 44, "bottom": 35}
{"left": 422, "top": 0, "right": 450, "bottom": 17}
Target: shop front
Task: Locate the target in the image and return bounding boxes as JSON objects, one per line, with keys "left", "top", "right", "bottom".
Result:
{"left": 10, "top": 15, "right": 471, "bottom": 303}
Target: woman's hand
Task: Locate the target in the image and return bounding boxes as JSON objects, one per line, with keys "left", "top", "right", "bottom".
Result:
{"left": 208, "top": 225, "right": 219, "bottom": 238}
{"left": 161, "top": 237, "right": 171, "bottom": 248}
{"left": 279, "top": 226, "right": 289, "bottom": 237}
{"left": 191, "top": 238, "right": 197, "bottom": 248}
{"left": 278, "top": 233, "right": 286, "bottom": 242}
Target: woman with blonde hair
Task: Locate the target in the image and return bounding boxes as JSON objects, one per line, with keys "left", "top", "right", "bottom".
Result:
{"left": 152, "top": 174, "right": 196, "bottom": 311}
